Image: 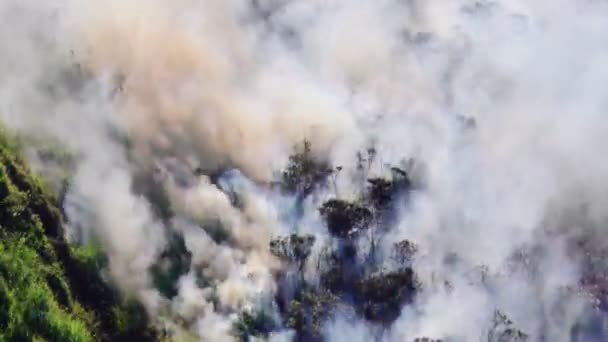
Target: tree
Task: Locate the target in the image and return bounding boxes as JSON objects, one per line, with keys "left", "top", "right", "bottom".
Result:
{"left": 366, "top": 167, "right": 411, "bottom": 211}
{"left": 486, "top": 310, "right": 528, "bottom": 342}
{"left": 355, "top": 268, "right": 418, "bottom": 324}
{"left": 319, "top": 199, "right": 372, "bottom": 239}
{"left": 281, "top": 141, "right": 332, "bottom": 197}
{"left": 285, "top": 288, "right": 344, "bottom": 342}
{"left": 392, "top": 240, "right": 418, "bottom": 266}
{"left": 270, "top": 234, "right": 316, "bottom": 272}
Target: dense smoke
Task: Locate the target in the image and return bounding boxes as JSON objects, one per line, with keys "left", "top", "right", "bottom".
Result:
{"left": 1, "top": 0, "right": 608, "bottom": 341}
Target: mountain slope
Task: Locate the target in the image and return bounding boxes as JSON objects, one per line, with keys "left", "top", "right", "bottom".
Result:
{"left": 0, "top": 130, "right": 156, "bottom": 342}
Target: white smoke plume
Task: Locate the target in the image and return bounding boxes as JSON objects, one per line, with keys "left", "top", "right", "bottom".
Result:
{"left": 1, "top": 0, "right": 608, "bottom": 341}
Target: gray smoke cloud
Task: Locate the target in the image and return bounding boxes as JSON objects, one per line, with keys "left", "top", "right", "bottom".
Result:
{"left": 1, "top": 0, "right": 608, "bottom": 341}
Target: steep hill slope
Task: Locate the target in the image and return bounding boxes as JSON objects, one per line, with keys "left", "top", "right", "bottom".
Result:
{"left": 0, "top": 130, "right": 156, "bottom": 341}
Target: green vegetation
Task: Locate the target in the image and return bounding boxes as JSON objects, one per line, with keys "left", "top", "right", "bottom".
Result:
{"left": 0, "top": 239, "right": 91, "bottom": 342}
{"left": 355, "top": 268, "right": 417, "bottom": 323}
{"left": 367, "top": 167, "right": 411, "bottom": 211}
{"left": 151, "top": 232, "right": 191, "bottom": 299}
{"left": 232, "top": 310, "right": 277, "bottom": 342}
{"left": 0, "top": 129, "right": 156, "bottom": 341}
{"left": 0, "top": 130, "right": 592, "bottom": 341}
{"left": 270, "top": 234, "right": 316, "bottom": 271}
{"left": 237, "top": 142, "right": 423, "bottom": 340}
{"left": 236, "top": 142, "right": 531, "bottom": 341}
{"left": 285, "top": 288, "right": 341, "bottom": 341}
{"left": 319, "top": 199, "right": 372, "bottom": 239}
{"left": 281, "top": 141, "right": 332, "bottom": 197}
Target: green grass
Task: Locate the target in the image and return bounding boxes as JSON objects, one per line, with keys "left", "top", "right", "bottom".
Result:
{"left": 0, "top": 126, "right": 157, "bottom": 341}
{"left": 0, "top": 240, "right": 92, "bottom": 342}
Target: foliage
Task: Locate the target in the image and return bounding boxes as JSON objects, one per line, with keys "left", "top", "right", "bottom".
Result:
{"left": 355, "top": 268, "right": 418, "bottom": 324}
{"left": 319, "top": 254, "right": 350, "bottom": 294}
{"left": 270, "top": 234, "right": 316, "bottom": 269}
{"left": 486, "top": 310, "right": 528, "bottom": 342}
{"left": 285, "top": 288, "right": 341, "bottom": 341}
{"left": 151, "top": 232, "right": 192, "bottom": 299}
{"left": 573, "top": 234, "right": 608, "bottom": 311}
{"left": 281, "top": 141, "right": 332, "bottom": 197}
{"left": 0, "top": 239, "right": 92, "bottom": 342}
{"left": 366, "top": 167, "right": 411, "bottom": 210}
{"left": 273, "top": 143, "right": 422, "bottom": 339}
{"left": 392, "top": 240, "right": 418, "bottom": 265}
{"left": 233, "top": 309, "right": 277, "bottom": 342}
{"left": 319, "top": 199, "right": 372, "bottom": 239}
{"left": 0, "top": 129, "right": 157, "bottom": 341}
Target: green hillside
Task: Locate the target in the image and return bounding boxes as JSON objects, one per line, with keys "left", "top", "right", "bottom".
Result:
{"left": 0, "top": 130, "right": 156, "bottom": 342}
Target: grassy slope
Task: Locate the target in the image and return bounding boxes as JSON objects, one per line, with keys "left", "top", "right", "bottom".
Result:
{"left": 0, "top": 130, "right": 156, "bottom": 342}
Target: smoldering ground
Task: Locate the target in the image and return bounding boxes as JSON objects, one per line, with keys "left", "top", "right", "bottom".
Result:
{"left": 1, "top": 0, "right": 608, "bottom": 341}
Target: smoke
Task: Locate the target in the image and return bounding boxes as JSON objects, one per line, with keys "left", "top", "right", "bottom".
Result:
{"left": 1, "top": 0, "right": 608, "bottom": 341}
